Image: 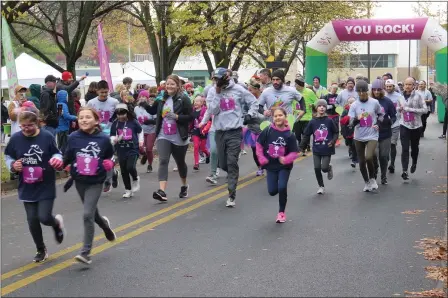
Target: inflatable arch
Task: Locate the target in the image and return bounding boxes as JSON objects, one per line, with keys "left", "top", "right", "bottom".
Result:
{"left": 305, "top": 18, "right": 448, "bottom": 122}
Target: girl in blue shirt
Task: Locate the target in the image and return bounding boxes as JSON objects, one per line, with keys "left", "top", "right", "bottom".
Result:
{"left": 5, "top": 106, "right": 65, "bottom": 263}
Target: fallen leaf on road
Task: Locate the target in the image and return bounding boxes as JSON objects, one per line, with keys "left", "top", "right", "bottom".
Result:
{"left": 439, "top": 176, "right": 447, "bottom": 179}
{"left": 425, "top": 266, "right": 447, "bottom": 283}
{"left": 404, "top": 289, "right": 447, "bottom": 297}
{"left": 402, "top": 210, "right": 425, "bottom": 215}
{"left": 183, "top": 274, "right": 193, "bottom": 278}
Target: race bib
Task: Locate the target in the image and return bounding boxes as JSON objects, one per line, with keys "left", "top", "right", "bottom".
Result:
{"left": 163, "top": 121, "right": 177, "bottom": 135}
{"left": 268, "top": 144, "right": 285, "bottom": 158}
{"left": 403, "top": 112, "right": 415, "bottom": 122}
{"left": 220, "top": 98, "right": 235, "bottom": 111}
{"left": 118, "top": 128, "right": 132, "bottom": 140}
{"left": 22, "top": 166, "right": 43, "bottom": 184}
{"left": 359, "top": 114, "right": 373, "bottom": 127}
{"left": 76, "top": 156, "right": 99, "bottom": 176}
{"left": 99, "top": 111, "right": 111, "bottom": 124}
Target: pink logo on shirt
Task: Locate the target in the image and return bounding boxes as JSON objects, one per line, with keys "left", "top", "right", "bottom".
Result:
{"left": 220, "top": 98, "right": 236, "bottom": 111}
{"left": 76, "top": 156, "right": 99, "bottom": 176}
{"left": 138, "top": 116, "right": 148, "bottom": 124}
{"left": 99, "top": 111, "right": 111, "bottom": 123}
{"left": 314, "top": 124, "right": 328, "bottom": 142}
{"left": 22, "top": 166, "right": 43, "bottom": 184}
{"left": 118, "top": 128, "right": 132, "bottom": 140}
{"left": 163, "top": 122, "right": 177, "bottom": 135}
{"left": 404, "top": 112, "right": 415, "bottom": 122}
{"left": 359, "top": 113, "right": 373, "bottom": 127}
{"left": 328, "top": 97, "right": 336, "bottom": 105}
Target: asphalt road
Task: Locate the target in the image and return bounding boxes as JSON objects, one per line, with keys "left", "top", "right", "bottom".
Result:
{"left": 1, "top": 117, "right": 447, "bottom": 297}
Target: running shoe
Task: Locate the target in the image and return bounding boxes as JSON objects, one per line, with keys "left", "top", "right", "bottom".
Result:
{"left": 363, "top": 182, "right": 372, "bottom": 192}
{"left": 153, "top": 189, "right": 167, "bottom": 201}
{"left": 350, "top": 161, "right": 356, "bottom": 168}
{"left": 206, "top": 175, "right": 218, "bottom": 185}
{"left": 141, "top": 155, "right": 147, "bottom": 165}
{"left": 205, "top": 156, "right": 210, "bottom": 164}
{"left": 54, "top": 214, "right": 65, "bottom": 244}
{"left": 112, "top": 169, "right": 119, "bottom": 188}
{"left": 301, "top": 151, "right": 307, "bottom": 157}
{"left": 199, "top": 157, "right": 206, "bottom": 164}
{"left": 193, "top": 165, "right": 199, "bottom": 172}
{"left": 226, "top": 198, "right": 235, "bottom": 207}
{"left": 102, "top": 216, "right": 116, "bottom": 242}
{"left": 276, "top": 212, "right": 286, "bottom": 223}
{"left": 327, "top": 165, "right": 333, "bottom": 180}
{"left": 369, "top": 178, "right": 378, "bottom": 190}
{"left": 179, "top": 185, "right": 189, "bottom": 198}
{"left": 75, "top": 253, "right": 92, "bottom": 265}
{"left": 388, "top": 165, "right": 395, "bottom": 174}
{"left": 439, "top": 135, "right": 446, "bottom": 139}
{"left": 131, "top": 177, "right": 140, "bottom": 192}
{"left": 402, "top": 171, "right": 409, "bottom": 181}
{"left": 103, "top": 181, "right": 112, "bottom": 193}
{"left": 317, "top": 187, "right": 325, "bottom": 194}
{"left": 241, "top": 149, "right": 247, "bottom": 155}
{"left": 33, "top": 249, "right": 48, "bottom": 263}
{"left": 256, "top": 169, "right": 264, "bottom": 176}
{"left": 123, "top": 190, "right": 133, "bottom": 198}
{"left": 147, "top": 164, "right": 153, "bottom": 173}
{"left": 173, "top": 167, "right": 178, "bottom": 172}
{"left": 381, "top": 177, "right": 388, "bottom": 185}
{"left": 410, "top": 164, "right": 417, "bottom": 174}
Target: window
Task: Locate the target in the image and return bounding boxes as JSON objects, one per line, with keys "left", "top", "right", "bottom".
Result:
{"left": 329, "top": 54, "right": 396, "bottom": 68}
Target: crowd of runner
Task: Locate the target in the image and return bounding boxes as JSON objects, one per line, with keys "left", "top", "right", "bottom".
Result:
{"left": 3, "top": 67, "right": 447, "bottom": 266}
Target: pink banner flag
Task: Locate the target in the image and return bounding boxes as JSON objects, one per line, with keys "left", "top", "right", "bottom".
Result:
{"left": 97, "top": 23, "right": 113, "bottom": 90}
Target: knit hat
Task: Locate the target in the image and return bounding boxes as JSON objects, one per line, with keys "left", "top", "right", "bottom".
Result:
{"left": 355, "top": 80, "right": 369, "bottom": 93}
{"left": 346, "top": 77, "right": 355, "bottom": 85}
{"left": 313, "top": 76, "right": 320, "bottom": 82}
{"left": 138, "top": 90, "right": 150, "bottom": 98}
{"left": 61, "top": 71, "right": 73, "bottom": 81}
{"left": 316, "top": 99, "right": 327, "bottom": 108}
{"left": 272, "top": 69, "right": 285, "bottom": 82}
{"left": 295, "top": 76, "right": 305, "bottom": 87}
{"left": 371, "top": 79, "right": 384, "bottom": 89}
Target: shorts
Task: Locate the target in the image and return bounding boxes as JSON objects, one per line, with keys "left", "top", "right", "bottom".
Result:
{"left": 391, "top": 126, "right": 400, "bottom": 145}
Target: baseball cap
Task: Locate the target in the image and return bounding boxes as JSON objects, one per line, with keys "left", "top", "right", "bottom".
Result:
{"left": 45, "top": 75, "right": 58, "bottom": 83}
{"left": 385, "top": 79, "right": 395, "bottom": 86}
{"left": 115, "top": 103, "right": 129, "bottom": 112}
{"left": 397, "top": 81, "right": 403, "bottom": 85}
{"left": 14, "top": 85, "right": 27, "bottom": 93}
{"left": 213, "top": 67, "right": 228, "bottom": 79}
{"left": 61, "top": 71, "right": 73, "bottom": 81}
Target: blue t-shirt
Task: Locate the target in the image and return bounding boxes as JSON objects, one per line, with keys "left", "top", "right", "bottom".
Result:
{"left": 63, "top": 130, "right": 114, "bottom": 185}
{"left": 303, "top": 116, "right": 338, "bottom": 156}
{"left": 110, "top": 119, "right": 142, "bottom": 159}
{"left": 5, "top": 130, "right": 61, "bottom": 202}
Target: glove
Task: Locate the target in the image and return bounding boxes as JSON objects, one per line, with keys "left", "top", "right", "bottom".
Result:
{"left": 49, "top": 157, "right": 64, "bottom": 170}
{"left": 102, "top": 159, "right": 114, "bottom": 171}
{"left": 164, "top": 112, "right": 177, "bottom": 120}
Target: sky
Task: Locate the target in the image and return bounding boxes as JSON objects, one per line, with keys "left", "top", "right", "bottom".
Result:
{"left": 372, "top": 1, "right": 447, "bottom": 20}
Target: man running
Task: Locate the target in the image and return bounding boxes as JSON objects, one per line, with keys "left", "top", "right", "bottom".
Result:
{"left": 384, "top": 79, "right": 403, "bottom": 174}
{"left": 206, "top": 68, "right": 259, "bottom": 207}
{"left": 336, "top": 77, "right": 357, "bottom": 108}
{"left": 312, "top": 76, "right": 328, "bottom": 99}
{"left": 397, "top": 77, "right": 428, "bottom": 181}
{"left": 258, "top": 68, "right": 273, "bottom": 91}
{"left": 294, "top": 76, "right": 317, "bottom": 153}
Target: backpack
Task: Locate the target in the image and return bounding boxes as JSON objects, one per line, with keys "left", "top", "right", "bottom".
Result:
{"left": 40, "top": 89, "right": 58, "bottom": 124}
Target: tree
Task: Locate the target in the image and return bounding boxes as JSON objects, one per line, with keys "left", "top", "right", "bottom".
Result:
{"left": 4, "top": 1, "right": 130, "bottom": 76}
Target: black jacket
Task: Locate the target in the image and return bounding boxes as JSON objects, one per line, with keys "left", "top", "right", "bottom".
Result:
{"left": 39, "top": 87, "right": 58, "bottom": 128}
{"left": 142, "top": 92, "right": 193, "bottom": 141}
{"left": 57, "top": 80, "right": 80, "bottom": 114}
{"left": 84, "top": 91, "right": 98, "bottom": 103}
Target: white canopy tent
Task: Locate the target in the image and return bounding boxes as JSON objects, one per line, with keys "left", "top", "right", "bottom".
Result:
{"left": 1, "top": 53, "right": 62, "bottom": 88}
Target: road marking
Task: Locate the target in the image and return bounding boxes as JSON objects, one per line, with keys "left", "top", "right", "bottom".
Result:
{"left": 1, "top": 171, "right": 259, "bottom": 281}
{"left": 1, "top": 174, "right": 268, "bottom": 296}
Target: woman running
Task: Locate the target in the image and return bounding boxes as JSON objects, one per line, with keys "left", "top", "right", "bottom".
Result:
{"left": 111, "top": 103, "right": 143, "bottom": 198}
{"left": 348, "top": 80, "right": 384, "bottom": 192}
{"left": 141, "top": 75, "right": 193, "bottom": 201}
{"left": 5, "top": 105, "right": 65, "bottom": 263}
{"left": 300, "top": 99, "right": 338, "bottom": 194}
{"left": 256, "top": 107, "right": 298, "bottom": 223}
{"left": 64, "top": 107, "right": 116, "bottom": 265}
{"left": 134, "top": 90, "right": 157, "bottom": 173}
{"left": 191, "top": 95, "right": 210, "bottom": 171}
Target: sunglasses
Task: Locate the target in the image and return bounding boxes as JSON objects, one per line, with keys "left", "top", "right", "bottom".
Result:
{"left": 116, "top": 109, "right": 127, "bottom": 115}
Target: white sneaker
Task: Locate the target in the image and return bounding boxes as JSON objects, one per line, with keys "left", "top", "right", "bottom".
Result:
{"left": 226, "top": 198, "right": 235, "bottom": 207}
{"left": 173, "top": 167, "right": 178, "bottom": 172}
{"left": 206, "top": 175, "right": 218, "bottom": 185}
{"left": 369, "top": 178, "right": 378, "bottom": 190}
{"left": 317, "top": 187, "right": 325, "bottom": 194}
{"left": 363, "top": 182, "right": 372, "bottom": 192}
{"left": 199, "top": 157, "right": 206, "bottom": 164}
{"left": 241, "top": 149, "right": 247, "bottom": 155}
{"left": 131, "top": 177, "right": 140, "bottom": 192}
{"left": 122, "top": 190, "right": 133, "bottom": 198}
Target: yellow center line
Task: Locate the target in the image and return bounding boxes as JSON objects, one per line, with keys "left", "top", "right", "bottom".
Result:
{"left": 1, "top": 171, "right": 257, "bottom": 281}
{"left": 1, "top": 175, "right": 266, "bottom": 296}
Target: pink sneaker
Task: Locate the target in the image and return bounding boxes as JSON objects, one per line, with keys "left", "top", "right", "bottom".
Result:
{"left": 276, "top": 212, "right": 286, "bottom": 223}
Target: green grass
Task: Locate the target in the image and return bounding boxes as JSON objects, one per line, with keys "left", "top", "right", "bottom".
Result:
{"left": 1, "top": 152, "right": 11, "bottom": 182}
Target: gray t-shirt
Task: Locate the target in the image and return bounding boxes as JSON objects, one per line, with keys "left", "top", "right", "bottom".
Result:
{"left": 416, "top": 89, "right": 433, "bottom": 106}
{"left": 258, "top": 86, "right": 303, "bottom": 115}
{"left": 134, "top": 106, "right": 156, "bottom": 134}
{"left": 348, "top": 97, "right": 384, "bottom": 142}
{"left": 386, "top": 91, "right": 403, "bottom": 128}
{"left": 156, "top": 97, "right": 189, "bottom": 146}
{"left": 86, "top": 96, "right": 119, "bottom": 126}
{"left": 336, "top": 89, "right": 358, "bottom": 107}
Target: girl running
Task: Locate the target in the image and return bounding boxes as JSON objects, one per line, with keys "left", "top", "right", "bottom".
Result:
{"left": 5, "top": 106, "right": 65, "bottom": 263}
{"left": 300, "top": 99, "right": 339, "bottom": 194}
{"left": 63, "top": 107, "right": 116, "bottom": 265}
{"left": 340, "top": 97, "right": 358, "bottom": 168}
{"left": 191, "top": 96, "right": 210, "bottom": 171}
{"left": 134, "top": 90, "right": 157, "bottom": 173}
{"left": 141, "top": 75, "right": 193, "bottom": 201}
{"left": 256, "top": 107, "right": 298, "bottom": 223}
{"left": 111, "top": 103, "right": 143, "bottom": 198}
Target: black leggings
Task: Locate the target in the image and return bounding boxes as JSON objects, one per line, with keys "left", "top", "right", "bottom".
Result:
{"left": 421, "top": 111, "right": 430, "bottom": 135}
{"left": 400, "top": 125, "right": 421, "bottom": 171}
{"left": 313, "top": 154, "right": 331, "bottom": 187}
{"left": 119, "top": 155, "right": 138, "bottom": 190}
{"left": 24, "top": 199, "right": 60, "bottom": 251}
{"left": 251, "top": 146, "right": 260, "bottom": 167}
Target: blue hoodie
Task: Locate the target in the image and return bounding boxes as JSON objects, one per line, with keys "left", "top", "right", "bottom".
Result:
{"left": 56, "top": 90, "right": 77, "bottom": 133}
